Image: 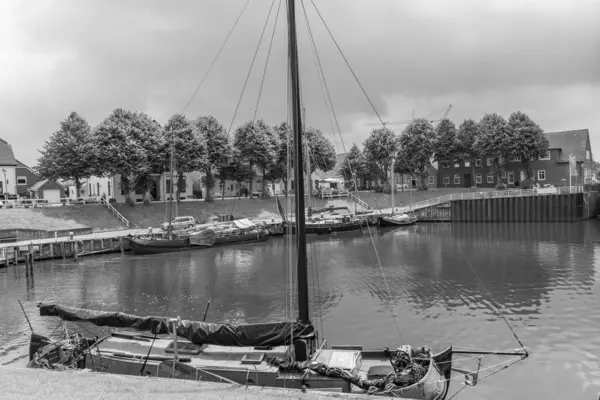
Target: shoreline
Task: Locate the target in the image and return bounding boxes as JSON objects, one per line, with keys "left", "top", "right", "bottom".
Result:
{"left": 1, "top": 366, "right": 372, "bottom": 400}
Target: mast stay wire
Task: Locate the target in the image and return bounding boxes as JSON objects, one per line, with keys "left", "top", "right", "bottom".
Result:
{"left": 126, "top": 0, "right": 251, "bottom": 198}
{"left": 308, "top": 0, "right": 526, "bottom": 352}
{"left": 228, "top": 0, "right": 277, "bottom": 134}
{"left": 253, "top": 0, "right": 283, "bottom": 123}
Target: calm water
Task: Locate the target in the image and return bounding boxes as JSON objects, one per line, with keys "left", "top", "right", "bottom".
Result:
{"left": 1, "top": 222, "right": 600, "bottom": 399}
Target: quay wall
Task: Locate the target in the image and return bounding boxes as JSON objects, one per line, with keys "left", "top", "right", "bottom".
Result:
{"left": 0, "top": 228, "right": 94, "bottom": 242}
{"left": 450, "top": 193, "right": 585, "bottom": 222}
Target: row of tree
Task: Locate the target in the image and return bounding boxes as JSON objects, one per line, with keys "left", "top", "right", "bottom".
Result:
{"left": 339, "top": 111, "right": 549, "bottom": 190}
{"left": 36, "top": 110, "right": 338, "bottom": 204}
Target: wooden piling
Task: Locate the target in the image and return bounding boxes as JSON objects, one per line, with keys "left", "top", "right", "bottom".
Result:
{"left": 73, "top": 241, "right": 78, "bottom": 261}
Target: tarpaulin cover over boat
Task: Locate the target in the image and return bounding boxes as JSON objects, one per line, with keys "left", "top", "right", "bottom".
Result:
{"left": 38, "top": 303, "right": 314, "bottom": 347}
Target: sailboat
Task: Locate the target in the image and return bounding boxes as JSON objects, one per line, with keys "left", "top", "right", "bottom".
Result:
{"left": 129, "top": 123, "right": 268, "bottom": 255}
{"left": 26, "top": 1, "right": 528, "bottom": 398}
{"left": 379, "top": 159, "right": 418, "bottom": 227}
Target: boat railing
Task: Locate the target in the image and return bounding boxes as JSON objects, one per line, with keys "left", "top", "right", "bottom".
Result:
{"left": 100, "top": 197, "right": 130, "bottom": 228}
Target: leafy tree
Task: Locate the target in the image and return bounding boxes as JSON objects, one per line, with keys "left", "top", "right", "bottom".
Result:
{"left": 162, "top": 114, "right": 208, "bottom": 203}
{"left": 339, "top": 143, "right": 365, "bottom": 184}
{"left": 433, "top": 118, "right": 459, "bottom": 165}
{"left": 267, "top": 123, "right": 337, "bottom": 195}
{"left": 397, "top": 118, "right": 436, "bottom": 190}
{"left": 475, "top": 113, "right": 512, "bottom": 188}
{"left": 456, "top": 119, "right": 481, "bottom": 187}
{"left": 363, "top": 128, "right": 398, "bottom": 189}
{"left": 217, "top": 149, "right": 255, "bottom": 200}
{"left": 233, "top": 120, "right": 278, "bottom": 197}
{"left": 507, "top": 111, "right": 549, "bottom": 186}
{"left": 193, "top": 116, "right": 230, "bottom": 202}
{"left": 36, "top": 112, "right": 97, "bottom": 197}
{"left": 304, "top": 127, "right": 337, "bottom": 173}
{"left": 93, "top": 109, "right": 163, "bottom": 205}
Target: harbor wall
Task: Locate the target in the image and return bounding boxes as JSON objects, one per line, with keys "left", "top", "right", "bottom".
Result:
{"left": 450, "top": 193, "right": 585, "bottom": 222}
{"left": 0, "top": 228, "right": 95, "bottom": 242}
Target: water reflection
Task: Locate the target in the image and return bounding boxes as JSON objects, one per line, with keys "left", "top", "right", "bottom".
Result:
{"left": 1, "top": 221, "right": 599, "bottom": 398}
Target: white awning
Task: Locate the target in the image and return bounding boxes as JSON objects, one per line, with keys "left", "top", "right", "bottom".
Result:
{"left": 232, "top": 218, "right": 255, "bottom": 229}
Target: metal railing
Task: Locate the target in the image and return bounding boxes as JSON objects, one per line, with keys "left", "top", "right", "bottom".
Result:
{"left": 100, "top": 197, "right": 130, "bottom": 228}
{"left": 397, "top": 185, "right": 584, "bottom": 212}
{"left": 348, "top": 192, "right": 370, "bottom": 210}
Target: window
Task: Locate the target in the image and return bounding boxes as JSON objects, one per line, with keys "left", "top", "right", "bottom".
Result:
{"left": 134, "top": 184, "right": 144, "bottom": 195}
{"left": 454, "top": 162, "right": 460, "bottom": 168}
{"left": 507, "top": 171, "right": 515, "bottom": 184}
{"left": 427, "top": 176, "right": 434, "bottom": 185}
{"left": 464, "top": 161, "right": 471, "bottom": 167}
{"left": 442, "top": 162, "right": 450, "bottom": 169}
{"left": 475, "top": 159, "right": 482, "bottom": 167}
{"left": 486, "top": 158, "right": 493, "bottom": 166}
{"left": 487, "top": 173, "right": 494, "bottom": 183}
{"left": 454, "top": 174, "right": 460, "bottom": 184}
{"left": 537, "top": 170, "right": 546, "bottom": 181}
{"left": 511, "top": 155, "right": 521, "bottom": 162}
{"left": 475, "top": 173, "right": 482, "bottom": 184}
{"left": 443, "top": 175, "right": 450, "bottom": 185}
{"left": 166, "top": 179, "right": 172, "bottom": 194}
{"left": 539, "top": 151, "right": 550, "bottom": 161}
{"left": 17, "top": 176, "right": 27, "bottom": 185}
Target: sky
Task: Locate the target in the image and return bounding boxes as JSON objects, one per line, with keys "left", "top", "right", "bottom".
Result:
{"left": 1, "top": 0, "right": 598, "bottom": 167}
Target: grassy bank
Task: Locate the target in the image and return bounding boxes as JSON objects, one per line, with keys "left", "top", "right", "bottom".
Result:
{"left": 0, "top": 206, "right": 125, "bottom": 231}
{"left": 1, "top": 367, "right": 370, "bottom": 400}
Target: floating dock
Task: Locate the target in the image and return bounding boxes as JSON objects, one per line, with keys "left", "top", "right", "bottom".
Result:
{"left": 0, "top": 218, "right": 285, "bottom": 267}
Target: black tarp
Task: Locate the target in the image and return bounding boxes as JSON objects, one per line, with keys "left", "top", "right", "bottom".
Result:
{"left": 39, "top": 303, "right": 314, "bottom": 347}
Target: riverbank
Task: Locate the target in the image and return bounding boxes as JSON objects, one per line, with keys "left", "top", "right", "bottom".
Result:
{"left": 1, "top": 367, "right": 371, "bottom": 400}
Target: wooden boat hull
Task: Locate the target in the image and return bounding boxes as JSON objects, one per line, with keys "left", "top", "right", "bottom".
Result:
{"left": 283, "top": 221, "right": 363, "bottom": 235}
{"left": 378, "top": 215, "right": 417, "bottom": 227}
{"left": 130, "top": 231, "right": 269, "bottom": 254}
{"left": 129, "top": 237, "right": 193, "bottom": 254}
{"left": 80, "top": 344, "right": 450, "bottom": 399}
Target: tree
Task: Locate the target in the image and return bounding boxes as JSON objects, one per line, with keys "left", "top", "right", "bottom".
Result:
{"left": 507, "top": 111, "right": 549, "bottom": 187}
{"left": 93, "top": 109, "right": 164, "bottom": 205}
{"left": 266, "top": 122, "right": 292, "bottom": 194}
{"left": 233, "top": 120, "right": 278, "bottom": 197}
{"left": 338, "top": 143, "right": 365, "bottom": 184}
{"left": 397, "top": 118, "right": 436, "bottom": 190}
{"left": 304, "top": 127, "right": 337, "bottom": 173}
{"left": 194, "top": 116, "right": 230, "bottom": 202}
{"left": 433, "top": 118, "right": 459, "bottom": 165}
{"left": 217, "top": 149, "right": 255, "bottom": 200}
{"left": 162, "top": 114, "right": 207, "bottom": 203}
{"left": 456, "top": 119, "right": 481, "bottom": 188}
{"left": 363, "top": 128, "right": 398, "bottom": 190}
{"left": 474, "top": 113, "right": 512, "bottom": 189}
{"left": 36, "top": 112, "right": 97, "bottom": 197}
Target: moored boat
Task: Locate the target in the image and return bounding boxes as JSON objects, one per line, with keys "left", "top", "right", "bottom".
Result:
{"left": 379, "top": 212, "right": 418, "bottom": 227}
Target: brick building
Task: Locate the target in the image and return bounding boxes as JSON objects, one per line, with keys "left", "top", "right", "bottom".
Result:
{"left": 437, "top": 129, "right": 594, "bottom": 188}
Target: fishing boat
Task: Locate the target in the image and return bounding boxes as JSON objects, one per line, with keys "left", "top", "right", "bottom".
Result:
{"left": 378, "top": 158, "right": 418, "bottom": 227}
{"left": 130, "top": 219, "right": 269, "bottom": 255}
{"left": 26, "top": 1, "right": 528, "bottom": 398}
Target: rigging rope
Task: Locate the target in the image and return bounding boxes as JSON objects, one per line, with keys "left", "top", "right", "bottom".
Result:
{"left": 455, "top": 244, "right": 527, "bottom": 351}
{"left": 126, "top": 0, "right": 250, "bottom": 197}
{"left": 253, "top": 0, "right": 283, "bottom": 122}
{"left": 228, "top": 0, "right": 277, "bottom": 134}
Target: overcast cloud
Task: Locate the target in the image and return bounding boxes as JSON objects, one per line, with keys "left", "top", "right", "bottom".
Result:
{"left": 1, "top": 0, "right": 598, "bottom": 166}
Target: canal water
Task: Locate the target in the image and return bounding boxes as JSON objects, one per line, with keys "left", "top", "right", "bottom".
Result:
{"left": 1, "top": 222, "right": 599, "bottom": 399}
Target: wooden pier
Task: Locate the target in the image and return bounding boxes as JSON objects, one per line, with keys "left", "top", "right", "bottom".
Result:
{"left": 0, "top": 218, "right": 285, "bottom": 268}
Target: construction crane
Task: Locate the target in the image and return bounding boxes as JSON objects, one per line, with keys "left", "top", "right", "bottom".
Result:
{"left": 364, "top": 104, "right": 452, "bottom": 127}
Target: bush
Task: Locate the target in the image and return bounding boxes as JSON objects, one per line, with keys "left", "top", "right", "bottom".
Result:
{"left": 495, "top": 183, "right": 507, "bottom": 190}
{"left": 583, "top": 182, "right": 600, "bottom": 192}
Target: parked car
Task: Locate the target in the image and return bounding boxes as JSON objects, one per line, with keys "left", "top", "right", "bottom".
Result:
{"left": 161, "top": 216, "right": 196, "bottom": 231}
{"left": 396, "top": 183, "right": 409, "bottom": 189}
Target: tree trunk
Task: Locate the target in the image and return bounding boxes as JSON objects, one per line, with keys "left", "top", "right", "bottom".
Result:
{"left": 221, "top": 179, "right": 225, "bottom": 200}
{"left": 282, "top": 177, "right": 288, "bottom": 198}
{"left": 262, "top": 166, "right": 267, "bottom": 198}
{"left": 121, "top": 175, "right": 134, "bottom": 206}
{"left": 204, "top": 167, "right": 214, "bottom": 202}
{"left": 74, "top": 177, "right": 80, "bottom": 199}
{"left": 471, "top": 162, "right": 476, "bottom": 189}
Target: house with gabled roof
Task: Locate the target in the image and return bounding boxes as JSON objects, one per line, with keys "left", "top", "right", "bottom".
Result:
{"left": 437, "top": 128, "right": 594, "bottom": 188}
{"left": 0, "top": 138, "right": 17, "bottom": 197}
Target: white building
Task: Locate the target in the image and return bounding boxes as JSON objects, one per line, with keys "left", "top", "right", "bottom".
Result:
{"left": 0, "top": 139, "right": 17, "bottom": 196}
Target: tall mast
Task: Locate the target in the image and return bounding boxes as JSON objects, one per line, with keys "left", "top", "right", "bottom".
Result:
{"left": 167, "top": 136, "right": 174, "bottom": 238}
{"left": 287, "top": 0, "right": 310, "bottom": 324}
